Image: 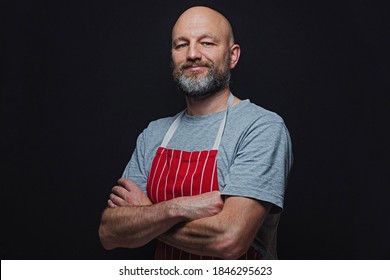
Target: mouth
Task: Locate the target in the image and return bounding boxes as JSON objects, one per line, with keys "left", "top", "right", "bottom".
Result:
{"left": 180, "top": 62, "right": 211, "bottom": 72}
{"left": 181, "top": 64, "right": 211, "bottom": 77}
{"left": 184, "top": 65, "right": 207, "bottom": 72}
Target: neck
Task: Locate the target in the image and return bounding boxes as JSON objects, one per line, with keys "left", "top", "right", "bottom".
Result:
{"left": 185, "top": 88, "right": 238, "bottom": 116}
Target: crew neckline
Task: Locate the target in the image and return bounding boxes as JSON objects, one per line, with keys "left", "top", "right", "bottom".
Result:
{"left": 182, "top": 99, "right": 250, "bottom": 124}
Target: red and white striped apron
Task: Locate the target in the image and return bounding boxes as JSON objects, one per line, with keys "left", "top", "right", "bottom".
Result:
{"left": 146, "top": 94, "right": 261, "bottom": 259}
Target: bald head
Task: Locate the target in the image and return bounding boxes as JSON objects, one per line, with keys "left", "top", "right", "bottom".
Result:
{"left": 172, "top": 6, "right": 235, "bottom": 46}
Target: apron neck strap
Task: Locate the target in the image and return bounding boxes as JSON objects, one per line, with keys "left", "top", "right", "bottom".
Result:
{"left": 161, "top": 93, "right": 234, "bottom": 149}
{"left": 212, "top": 93, "right": 234, "bottom": 150}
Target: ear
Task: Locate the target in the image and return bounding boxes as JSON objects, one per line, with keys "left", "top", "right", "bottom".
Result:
{"left": 229, "top": 44, "right": 241, "bottom": 69}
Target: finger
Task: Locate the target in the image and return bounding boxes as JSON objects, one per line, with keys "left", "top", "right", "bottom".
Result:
{"left": 118, "top": 178, "right": 138, "bottom": 191}
{"left": 118, "top": 178, "right": 131, "bottom": 186}
{"left": 110, "top": 193, "right": 123, "bottom": 202}
{"left": 107, "top": 199, "right": 117, "bottom": 208}
{"left": 111, "top": 186, "right": 129, "bottom": 199}
{"left": 111, "top": 185, "right": 119, "bottom": 193}
{"left": 110, "top": 193, "right": 129, "bottom": 207}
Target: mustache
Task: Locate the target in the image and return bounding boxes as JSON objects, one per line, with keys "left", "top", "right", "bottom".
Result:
{"left": 178, "top": 61, "right": 213, "bottom": 71}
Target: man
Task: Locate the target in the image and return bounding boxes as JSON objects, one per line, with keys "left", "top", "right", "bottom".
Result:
{"left": 99, "top": 6, "right": 292, "bottom": 259}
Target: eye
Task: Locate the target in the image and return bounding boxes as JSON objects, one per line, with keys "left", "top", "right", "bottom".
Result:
{"left": 201, "top": 41, "right": 215, "bottom": 47}
{"left": 175, "top": 43, "right": 188, "bottom": 50}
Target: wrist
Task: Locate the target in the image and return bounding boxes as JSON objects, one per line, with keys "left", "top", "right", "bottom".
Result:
{"left": 165, "top": 198, "right": 189, "bottom": 222}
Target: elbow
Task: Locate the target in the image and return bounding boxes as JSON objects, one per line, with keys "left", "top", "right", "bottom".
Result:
{"left": 98, "top": 222, "right": 116, "bottom": 250}
{"left": 214, "top": 236, "right": 251, "bottom": 260}
{"left": 98, "top": 209, "right": 148, "bottom": 250}
{"left": 98, "top": 210, "right": 118, "bottom": 250}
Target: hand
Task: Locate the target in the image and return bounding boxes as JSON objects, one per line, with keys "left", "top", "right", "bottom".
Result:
{"left": 175, "top": 191, "right": 224, "bottom": 220}
{"left": 108, "top": 178, "right": 152, "bottom": 208}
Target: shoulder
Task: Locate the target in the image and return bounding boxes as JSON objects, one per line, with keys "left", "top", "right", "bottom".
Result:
{"left": 224, "top": 99, "right": 292, "bottom": 155}
{"left": 230, "top": 99, "right": 286, "bottom": 129}
{"left": 144, "top": 112, "right": 180, "bottom": 132}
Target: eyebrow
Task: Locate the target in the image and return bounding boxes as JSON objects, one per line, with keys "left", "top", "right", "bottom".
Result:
{"left": 172, "top": 36, "right": 188, "bottom": 45}
{"left": 172, "top": 33, "right": 221, "bottom": 45}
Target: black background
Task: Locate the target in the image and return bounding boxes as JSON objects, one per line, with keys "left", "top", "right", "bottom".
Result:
{"left": 1, "top": 0, "right": 389, "bottom": 259}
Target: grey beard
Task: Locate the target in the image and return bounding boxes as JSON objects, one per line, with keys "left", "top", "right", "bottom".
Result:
{"left": 175, "top": 67, "right": 231, "bottom": 97}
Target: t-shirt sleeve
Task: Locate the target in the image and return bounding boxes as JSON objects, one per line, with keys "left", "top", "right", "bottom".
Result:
{"left": 122, "top": 130, "right": 149, "bottom": 193}
{"left": 221, "top": 119, "right": 293, "bottom": 213}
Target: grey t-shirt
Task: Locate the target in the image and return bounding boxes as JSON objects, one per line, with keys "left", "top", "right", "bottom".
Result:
{"left": 123, "top": 99, "right": 293, "bottom": 259}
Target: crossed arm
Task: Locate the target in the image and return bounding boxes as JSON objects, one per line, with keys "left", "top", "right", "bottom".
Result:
{"left": 99, "top": 178, "right": 271, "bottom": 259}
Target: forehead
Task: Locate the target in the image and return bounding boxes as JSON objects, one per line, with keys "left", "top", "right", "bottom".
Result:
{"left": 172, "top": 12, "right": 229, "bottom": 42}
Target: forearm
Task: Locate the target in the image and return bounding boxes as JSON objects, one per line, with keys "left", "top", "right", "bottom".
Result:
{"left": 99, "top": 190, "right": 223, "bottom": 250}
{"left": 158, "top": 215, "right": 230, "bottom": 258}
{"left": 99, "top": 202, "right": 186, "bottom": 250}
{"left": 159, "top": 197, "right": 271, "bottom": 259}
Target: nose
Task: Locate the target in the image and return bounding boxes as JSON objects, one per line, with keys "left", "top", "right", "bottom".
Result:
{"left": 186, "top": 43, "right": 202, "bottom": 61}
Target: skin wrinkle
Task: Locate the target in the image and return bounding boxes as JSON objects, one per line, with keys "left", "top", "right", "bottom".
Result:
{"left": 171, "top": 7, "right": 235, "bottom": 47}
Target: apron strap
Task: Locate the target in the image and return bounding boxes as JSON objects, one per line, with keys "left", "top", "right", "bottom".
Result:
{"left": 160, "top": 110, "right": 185, "bottom": 148}
{"left": 160, "top": 93, "right": 234, "bottom": 149}
{"left": 212, "top": 93, "right": 234, "bottom": 150}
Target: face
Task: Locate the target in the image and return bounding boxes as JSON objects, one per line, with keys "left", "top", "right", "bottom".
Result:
{"left": 171, "top": 8, "right": 239, "bottom": 97}
{"left": 172, "top": 54, "right": 231, "bottom": 97}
